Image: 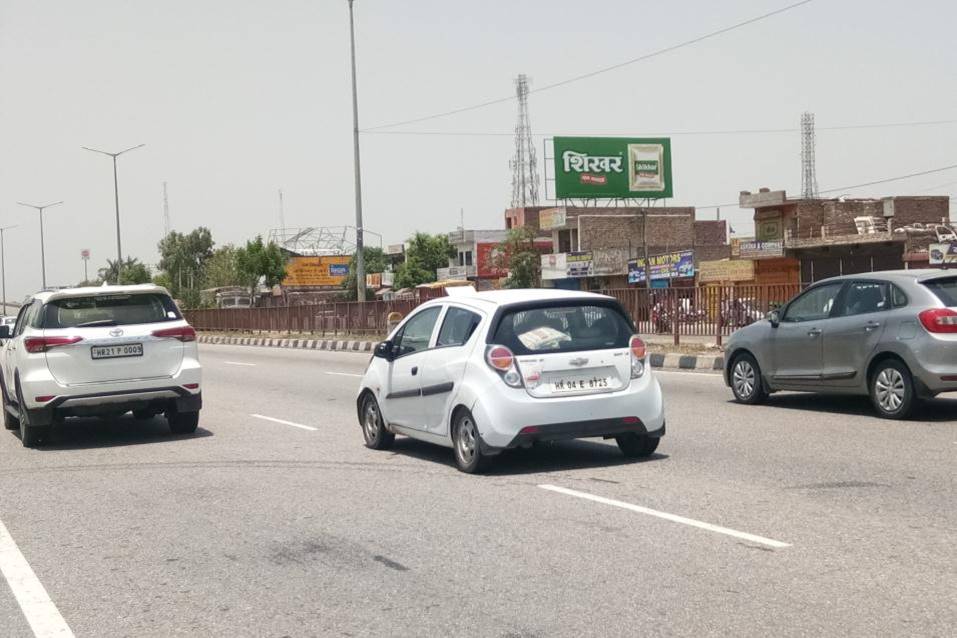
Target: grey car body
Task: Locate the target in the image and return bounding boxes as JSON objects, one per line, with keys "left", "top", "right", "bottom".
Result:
{"left": 724, "top": 269, "right": 957, "bottom": 417}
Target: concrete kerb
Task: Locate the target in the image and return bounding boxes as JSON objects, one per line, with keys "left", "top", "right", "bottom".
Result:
{"left": 195, "top": 334, "right": 724, "bottom": 373}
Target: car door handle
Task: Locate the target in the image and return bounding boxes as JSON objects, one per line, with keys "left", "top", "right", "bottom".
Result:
{"left": 807, "top": 328, "right": 822, "bottom": 337}
{"left": 864, "top": 321, "right": 881, "bottom": 332}
{"left": 411, "top": 366, "right": 418, "bottom": 376}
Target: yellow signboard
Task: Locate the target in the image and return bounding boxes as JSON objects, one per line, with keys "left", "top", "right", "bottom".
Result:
{"left": 698, "top": 259, "right": 755, "bottom": 283}
{"left": 283, "top": 256, "right": 351, "bottom": 287}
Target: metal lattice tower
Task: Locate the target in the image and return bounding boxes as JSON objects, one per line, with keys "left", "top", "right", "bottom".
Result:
{"left": 801, "top": 112, "right": 819, "bottom": 199}
{"left": 162, "top": 181, "right": 171, "bottom": 236}
{"left": 509, "top": 74, "right": 540, "bottom": 208}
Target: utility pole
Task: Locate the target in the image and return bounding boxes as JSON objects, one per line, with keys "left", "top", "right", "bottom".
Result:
{"left": 17, "top": 201, "right": 63, "bottom": 289}
{"left": 278, "top": 189, "right": 286, "bottom": 231}
{"left": 163, "top": 181, "right": 171, "bottom": 236}
{"left": 347, "top": 0, "right": 366, "bottom": 302}
{"left": 0, "top": 225, "right": 17, "bottom": 314}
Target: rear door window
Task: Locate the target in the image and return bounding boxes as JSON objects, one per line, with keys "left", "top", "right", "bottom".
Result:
{"left": 836, "top": 282, "right": 890, "bottom": 316}
{"left": 492, "top": 303, "right": 633, "bottom": 354}
{"left": 436, "top": 307, "right": 482, "bottom": 347}
{"left": 41, "top": 294, "right": 181, "bottom": 329}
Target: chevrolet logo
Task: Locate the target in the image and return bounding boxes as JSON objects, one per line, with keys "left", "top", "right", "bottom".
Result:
{"left": 568, "top": 357, "right": 589, "bottom": 367}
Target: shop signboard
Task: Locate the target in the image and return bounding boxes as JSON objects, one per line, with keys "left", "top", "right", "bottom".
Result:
{"left": 282, "top": 256, "right": 351, "bottom": 287}
{"left": 591, "top": 247, "right": 630, "bottom": 276}
{"left": 737, "top": 240, "right": 784, "bottom": 259}
{"left": 929, "top": 243, "right": 957, "bottom": 265}
{"left": 627, "top": 250, "right": 694, "bottom": 284}
{"left": 540, "top": 252, "right": 594, "bottom": 279}
{"left": 553, "top": 137, "right": 672, "bottom": 199}
{"left": 698, "top": 259, "right": 755, "bottom": 283}
{"left": 436, "top": 266, "right": 469, "bottom": 281}
{"left": 477, "top": 240, "right": 552, "bottom": 278}
{"left": 539, "top": 207, "right": 567, "bottom": 230}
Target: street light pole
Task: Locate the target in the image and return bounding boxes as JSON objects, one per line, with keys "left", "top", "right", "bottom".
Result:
{"left": 17, "top": 201, "right": 63, "bottom": 289}
{"left": 0, "top": 225, "right": 17, "bottom": 314}
{"left": 82, "top": 143, "right": 145, "bottom": 280}
{"left": 347, "top": 0, "right": 366, "bottom": 302}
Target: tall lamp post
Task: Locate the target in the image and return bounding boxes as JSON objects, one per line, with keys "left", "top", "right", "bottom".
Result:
{"left": 0, "top": 225, "right": 18, "bottom": 313}
{"left": 17, "top": 201, "right": 63, "bottom": 289}
{"left": 347, "top": 0, "right": 366, "bottom": 302}
{"left": 82, "top": 144, "right": 145, "bottom": 280}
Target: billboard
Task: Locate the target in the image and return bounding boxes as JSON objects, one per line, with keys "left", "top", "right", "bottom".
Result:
{"left": 553, "top": 137, "right": 672, "bottom": 199}
{"left": 283, "top": 256, "right": 351, "bottom": 287}
{"left": 477, "top": 240, "right": 553, "bottom": 278}
{"left": 627, "top": 250, "right": 694, "bottom": 284}
{"left": 698, "top": 259, "right": 755, "bottom": 283}
{"left": 541, "top": 252, "right": 594, "bottom": 280}
{"left": 539, "top": 207, "right": 567, "bottom": 230}
{"left": 737, "top": 240, "right": 784, "bottom": 260}
{"left": 930, "top": 243, "right": 957, "bottom": 265}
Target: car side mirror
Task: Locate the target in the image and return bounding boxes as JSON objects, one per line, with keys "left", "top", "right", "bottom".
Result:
{"left": 374, "top": 340, "right": 395, "bottom": 361}
{"left": 767, "top": 310, "right": 780, "bottom": 327}
{"left": 0, "top": 325, "right": 10, "bottom": 339}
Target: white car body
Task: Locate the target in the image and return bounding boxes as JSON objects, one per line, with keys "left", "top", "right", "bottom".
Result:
{"left": 357, "top": 289, "right": 665, "bottom": 472}
{"left": 0, "top": 284, "right": 202, "bottom": 446}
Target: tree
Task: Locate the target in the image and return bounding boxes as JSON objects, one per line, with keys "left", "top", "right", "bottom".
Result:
{"left": 393, "top": 233, "right": 455, "bottom": 289}
{"left": 98, "top": 257, "right": 152, "bottom": 285}
{"left": 496, "top": 226, "right": 543, "bottom": 289}
{"left": 235, "top": 236, "right": 286, "bottom": 294}
{"left": 204, "top": 245, "right": 242, "bottom": 289}
{"left": 157, "top": 227, "right": 215, "bottom": 299}
{"left": 340, "top": 246, "right": 388, "bottom": 301}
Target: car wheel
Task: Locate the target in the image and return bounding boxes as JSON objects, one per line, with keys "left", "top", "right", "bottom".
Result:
{"left": 870, "top": 359, "right": 914, "bottom": 419}
{"left": 360, "top": 394, "right": 394, "bottom": 450}
{"left": 452, "top": 410, "right": 490, "bottom": 474}
{"left": 2, "top": 388, "right": 19, "bottom": 431}
{"left": 730, "top": 354, "right": 768, "bottom": 405}
{"left": 616, "top": 433, "right": 660, "bottom": 458}
{"left": 167, "top": 410, "right": 199, "bottom": 434}
{"left": 16, "top": 383, "right": 46, "bottom": 448}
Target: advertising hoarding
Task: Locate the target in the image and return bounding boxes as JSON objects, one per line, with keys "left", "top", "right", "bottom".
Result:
{"left": 477, "top": 240, "right": 552, "bottom": 278}
{"left": 539, "top": 207, "right": 567, "bottom": 230}
{"left": 698, "top": 259, "right": 755, "bottom": 283}
{"left": 929, "top": 243, "right": 957, "bottom": 265}
{"left": 553, "top": 137, "right": 672, "bottom": 199}
{"left": 737, "top": 240, "right": 784, "bottom": 259}
{"left": 627, "top": 250, "right": 694, "bottom": 284}
{"left": 282, "top": 256, "right": 352, "bottom": 287}
{"left": 540, "top": 252, "right": 594, "bottom": 280}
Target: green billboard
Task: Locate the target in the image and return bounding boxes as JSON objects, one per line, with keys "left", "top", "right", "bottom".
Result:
{"left": 553, "top": 137, "right": 673, "bottom": 199}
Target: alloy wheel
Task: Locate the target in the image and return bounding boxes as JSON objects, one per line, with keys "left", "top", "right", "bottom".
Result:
{"left": 363, "top": 400, "right": 380, "bottom": 441}
{"left": 456, "top": 416, "right": 477, "bottom": 465}
{"left": 732, "top": 360, "right": 756, "bottom": 399}
{"left": 875, "top": 368, "right": 905, "bottom": 413}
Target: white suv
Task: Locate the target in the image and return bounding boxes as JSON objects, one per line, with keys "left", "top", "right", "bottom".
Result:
{"left": 357, "top": 289, "right": 665, "bottom": 473}
{"left": 0, "top": 284, "right": 202, "bottom": 447}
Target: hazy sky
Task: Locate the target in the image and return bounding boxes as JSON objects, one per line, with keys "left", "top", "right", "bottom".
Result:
{"left": 1, "top": 0, "right": 955, "bottom": 302}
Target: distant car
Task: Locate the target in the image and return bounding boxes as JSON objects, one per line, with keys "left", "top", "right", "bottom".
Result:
{"left": 356, "top": 289, "right": 665, "bottom": 473}
{"left": 0, "top": 284, "right": 202, "bottom": 447}
{"left": 724, "top": 270, "right": 957, "bottom": 419}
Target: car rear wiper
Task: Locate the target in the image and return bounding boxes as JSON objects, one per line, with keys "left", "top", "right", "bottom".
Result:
{"left": 75, "top": 319, "right": 119, "bottom": 327}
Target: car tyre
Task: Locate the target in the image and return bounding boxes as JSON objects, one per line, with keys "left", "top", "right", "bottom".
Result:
{"left": 360, "top": 394, "right": 394, "bottom": 450}
{"left": 167, "top": 410, "right": 200, "bottom": 434}
{"left": 730, "top": 353, "right": 768, "bottom": 405}
{"left": 870, "top": 359, "right": 914, "bottom": 419}
{"left": 2, "top": 387, "right": 19, "bottom": 431}
{"left": 452, "top": 410, "right": 490, "bottom": 474}
{"left": 16, "top": 383, "right": 46, "bottom": 448}
{"left": 616, "top": 433, "right": 659, "bottom": 458}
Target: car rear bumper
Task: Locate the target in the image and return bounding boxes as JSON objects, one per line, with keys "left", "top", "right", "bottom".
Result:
{"left": 498, "top": 419, "right": 665, "bottom": 450}
{"left": 19, "top": 388, "right": 202, "bottom": 427}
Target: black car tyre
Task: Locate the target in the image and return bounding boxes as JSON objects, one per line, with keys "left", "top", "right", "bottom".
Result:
{"left": 616, "top": 433, "right": 659, "bottom": 458}
{"left": 452, "top": 410, "right": 490, "bottom": 474}
{"left": 168, "top": 410, "right": 200, "bottom": 434}
{"left": 870, "top": 359, "right": 915, "bottom": 419}
{"left": 2, "top": 387, "right": 19, "bottom": 431}
{"left": 16, "top": 383, "right": 46, "bottom": 448}
{"left": 360, "top": 394, "right": 394, "bottom": 450}
{"left": 730, "top": 353, "right": 768, "bottom": 405}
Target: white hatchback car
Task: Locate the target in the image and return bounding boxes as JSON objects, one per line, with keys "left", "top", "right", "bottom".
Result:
{"left": 357, "top": 289, "right": 665, "bottom": 473}
{"left": 0, "top": 284, "right": 202, "bottom": 447}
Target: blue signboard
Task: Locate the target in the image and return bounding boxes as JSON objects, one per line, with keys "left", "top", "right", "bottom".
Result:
{"left": 329, "top": 264, "right": 350, "bottom": 276}
{"left": 627, "top": 249, "right": 694, "bottom": 284}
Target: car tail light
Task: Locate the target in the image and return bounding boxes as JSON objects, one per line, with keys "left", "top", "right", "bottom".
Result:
{"left": 152, "top": 326, "right": 197, "bottom": 342}
{"left": 24, "top": 336, "right": 83, "bottom": 353}
{"left": 629, "top": 335, "right": 646, "bottom": 379}
{"left": 918, "top": 308, "right": 957, "bottom": 333}
{"left": 183, "top": 383, "right": 199, "bottom": 390}
{"left": 485, "top": 345, "right": 523, "bottom": 388}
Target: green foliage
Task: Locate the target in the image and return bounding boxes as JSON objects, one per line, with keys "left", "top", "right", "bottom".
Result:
{"left": 203, "top": 245, "right": 242, "bottom": 289}
{"left": 340, "top": 246, "right": 388, "bottom": 301}
{"left": 157, "top": 228, "right": 215, "bottom": 299}
{"left": 393, "top": 233, "right": 455, "bottom": 289}
{"left": 152, "top": 272, "right": 173, "bottom": 291}
{"left": 235, "top": 236, "right": 286, "bottom": 293}
{"left": 97, "top": 257, "right": 152, "bottom": 285}
{"left": 497, "top": 226, "right": 543, "bottom": 289}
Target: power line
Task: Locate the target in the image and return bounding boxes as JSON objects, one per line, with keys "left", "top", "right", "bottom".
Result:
{"left": 363, "top": 0, "right": 815, "bottom": 131}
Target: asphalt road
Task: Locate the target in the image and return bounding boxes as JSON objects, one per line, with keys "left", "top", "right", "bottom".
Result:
{"left": 0, "top": 344, "right": 954, "bottom": 637}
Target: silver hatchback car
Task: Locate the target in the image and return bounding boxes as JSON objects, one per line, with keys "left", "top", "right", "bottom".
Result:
{"left": 724, "top": 269, "right": 957, "bottom": 418}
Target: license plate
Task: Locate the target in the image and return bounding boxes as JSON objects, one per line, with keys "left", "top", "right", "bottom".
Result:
{"left": 91, "top": 343, "right": 143, "bottom": 360}
{"left": 551, "top": 376, "right": 610, "bottom": 393}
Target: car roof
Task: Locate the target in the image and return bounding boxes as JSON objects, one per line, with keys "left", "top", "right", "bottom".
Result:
{"left": 420, "top": 288, "right": 614, "bottom": 312}
{"left": 29, "top": 284, "right": 172, "bottom": 303}
{"left": 811, "top": 269, "right": 957, "bottom": 287}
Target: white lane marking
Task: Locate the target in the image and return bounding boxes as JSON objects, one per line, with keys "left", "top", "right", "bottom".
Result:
{"left": 224, "top": 361, "right": 256, "bottom": 367}
{"left": 0, "top": 518, "right": 74, "bottom": 637}
{"left": 655, "top": 369, "right": 721, "bottom": 378}
{"left": 538, "top": 484, "right": 790, "bottom": 549}
{"left": 250, "top": 414, "right": 317, "bottom": 431}
{"left": 324, "top": 371, "right": 362, "bottom": 378}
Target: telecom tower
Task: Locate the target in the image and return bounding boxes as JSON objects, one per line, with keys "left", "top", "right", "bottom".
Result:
{"left": 801, "top": 112, "right": 819, "bottom": 199}
{"left": 509, "top": 74, "right": 540, "bottom": 208}
{"left": 162, "top": 181, "right": 171, "bottom": 235}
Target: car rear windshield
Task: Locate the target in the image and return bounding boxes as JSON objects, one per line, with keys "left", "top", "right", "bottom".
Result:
{"left": 491, "top": 302, "right": 634, "bottom": 354}
{"left": 921, "top": 277, "right": 957, "bottom": 306}
{"left": 41, "top": 293, "right": 181, "bottom": 329}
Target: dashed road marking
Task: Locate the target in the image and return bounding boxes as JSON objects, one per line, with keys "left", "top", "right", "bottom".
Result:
{"left": 224, "top": 361, "right": 256, "bottom": 367}
{"left": 324, "top": 371, "right": 362, "bottom": 378}
{"left": 250, "top": 414, "right": 318, "bottom": 431}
